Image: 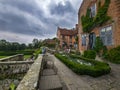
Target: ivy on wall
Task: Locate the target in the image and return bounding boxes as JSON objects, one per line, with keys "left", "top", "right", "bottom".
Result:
{"left": 81, "top": 0, "right": 111, "bottom": 33}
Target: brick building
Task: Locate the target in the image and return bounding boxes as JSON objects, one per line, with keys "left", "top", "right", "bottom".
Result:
{"left": 78, "top": 0, "right": 120, "bottom": 53}
{"left": 43, "top": 39, "right": 56, "bottom": 45}
{"left": 57, "top": 25, "right": 78, "bottom": 49}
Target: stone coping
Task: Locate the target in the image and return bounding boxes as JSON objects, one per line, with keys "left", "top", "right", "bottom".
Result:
{"left": 0, "top": 61, "right": 34, "bottom": 65}
{"left": 0, "top": 54, "right": 23, "bottom": 61}
{"left": 16, "top": 54, "right": 43, "bottom": 90}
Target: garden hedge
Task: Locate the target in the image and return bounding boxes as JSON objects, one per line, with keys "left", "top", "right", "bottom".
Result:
{"left": 83, "top": 50, "right": 96, "bottom": 59}
{"left": 0, "top": 50, "right": 34, "bottom": 56}
{"left": 105, "top": 46, "right": 120, "bottom": 64}
{"left": 55, "top": 53, "right": 111, "bottom": 77}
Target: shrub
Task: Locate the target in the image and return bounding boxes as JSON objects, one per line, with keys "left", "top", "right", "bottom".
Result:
{"left": 94, "top": 37, "right": 104, "bottom": 54}
{"left": 33, "top": 48, "right": 42, "bottom": 59}
{"left": 102, "top": 46, "right": 108, "bottom": 58}
{"left": 83, "top": 50, "right": 96, "bottom": 59}
{"left": 106, "top": 46, "right": 120, "bottom": 64}
{"left": 70, "top": 50, "right": 81, "bottom": 55}
{"left": 55, "top": 53, "right": 111, "bottom": 77}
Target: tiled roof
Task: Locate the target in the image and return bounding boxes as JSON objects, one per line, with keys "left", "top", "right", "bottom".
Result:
{"left": 43, "top": 39, "right": 56, "bottom": 44}
{"left": 58, "top": 27, "right": 78, "bottom": 36}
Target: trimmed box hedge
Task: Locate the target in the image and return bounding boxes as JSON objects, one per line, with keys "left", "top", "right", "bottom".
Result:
{"left": 105, "top": 46, "right": 120, "bottom": 64}
{"left": 83, "top": 50, "right": 96, "bottom": 59}
{"left": 55, "top": 53, "right": 111, "bottom": 77}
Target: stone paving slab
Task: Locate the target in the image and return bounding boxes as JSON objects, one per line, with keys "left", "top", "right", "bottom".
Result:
{"left": 46, "top": 53, "right": 93, "bottom": 90}
{"left": 42, "top": 69, "right": 56, "bottom": 76}
{"left": 39, "top": 75, "right": 63, "bottom": 90}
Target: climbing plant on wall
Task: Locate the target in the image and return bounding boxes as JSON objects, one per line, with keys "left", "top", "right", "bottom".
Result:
{"left": 81, "top": 0, "right": 111, "bottom": 33}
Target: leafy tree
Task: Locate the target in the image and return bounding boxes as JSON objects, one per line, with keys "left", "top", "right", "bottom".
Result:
{"left": 32, "top": 38, "right": 39, "bottom": 48}
{"left": 0, "top": 39, "right": 27, "bottom": 51}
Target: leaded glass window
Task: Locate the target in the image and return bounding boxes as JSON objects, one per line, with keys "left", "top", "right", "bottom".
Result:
{"left": 82, "top": 34, "right": 86, "bottom": 46}
{"left": 100, "top": 26, "right": 113, "bottom": 46}
{"left": 90, "top": 4, "right": 96, "bottom": 17}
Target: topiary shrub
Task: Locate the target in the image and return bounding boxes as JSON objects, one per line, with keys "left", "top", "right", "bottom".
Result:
{"left": 106, "top": 46, "right": 120, "bottom": 64}
{"left": 83, "top": 50, "right": 96, "bottom": 59}
{"left": 94, "top": 37, "right": 104, "bottom": 55}
{"left": 102, "top": 46, "right": 108, "bottom": 58}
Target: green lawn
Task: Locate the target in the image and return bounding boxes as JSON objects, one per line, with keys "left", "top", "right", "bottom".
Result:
{"left": 0, "top": 55, "right": 31, "bottom": 60}
{"left": 0, "top": 56, "right": 8, "bottom": 59}
{"left": 24, "top": 55, "right": 31, "bottom": 60}
{"left": 0, "top": 49, "right": 34, "bottom": 60}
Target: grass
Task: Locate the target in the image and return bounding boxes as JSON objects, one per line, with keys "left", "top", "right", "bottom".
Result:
{"left": 0, "top": 49, "right": 35, "bottom": 60}
{"left": 0, "top": 55, "right": 31, "bottom": 60}
{"left": 24, "top": 55, "right": 31, "bottom": 60}
{"left": 0, "top": 49, "right": 34, "bottom": 56}
{"left": 0, "top": 56, "right": 9, "bottom": 59}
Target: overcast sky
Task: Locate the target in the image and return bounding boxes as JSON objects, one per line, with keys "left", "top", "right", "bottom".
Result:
{"left": 0, "top": 0, "right": 83, "bottom": 44}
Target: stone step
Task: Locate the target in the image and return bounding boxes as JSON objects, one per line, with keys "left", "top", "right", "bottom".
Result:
{"left": 42, "top": 69, "right": 56, "bottom": 76}
{"left": 39, "top": 75, "right": 63, "bottom": 90}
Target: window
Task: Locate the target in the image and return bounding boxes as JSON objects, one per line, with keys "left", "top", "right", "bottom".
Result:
{"left": 100, "top": 26, "right": 113, "bottom": 46}
{"left": 89, "top": 33, "right": 96, "bottom": 49}
{"left": 82, "top": 34, "right": 86, "bottom": 46}
{"left": 70, "top": 36, "right": 72, "bottom": 39}
{"left": 90, "top": 4, "right": 96, "bottom": 17}
{"left": 62, "top": 35, "right": 65, "bottom": 39}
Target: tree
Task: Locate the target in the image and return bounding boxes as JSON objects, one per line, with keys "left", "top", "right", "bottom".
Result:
{"left": 32, "top": 38, "right": 39, "bottom": 48}
{"left": 20, "top": 43, "right": 26, "bottom": 50}
{"left": 0, "top": 39, "right": 27, "bottom": 51}
{"left": 28, "top": 43, "right": 33, "bottom": 49}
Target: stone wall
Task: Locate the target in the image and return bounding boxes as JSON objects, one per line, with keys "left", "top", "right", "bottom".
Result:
{"left": 0, "top": 54, "right": 24, "bottom": 62}
{"left": 0, "top": 79, "right": 21, "bottom": 90}
{"left": 0, "top": 61, "right": 34, "bottom": 79}
{"left": 16, "top": 54, "right": 43, "bottom": 90}
{"left": 0, "top": 54, "right": 34, "bottom": 90}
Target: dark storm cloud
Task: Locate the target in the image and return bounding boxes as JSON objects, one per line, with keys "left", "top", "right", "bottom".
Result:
{"left": 50, "top": 1, "right": 75, "bottom": 15}
{"left": 0, "top": 0, "right": 83, "bottom": 43}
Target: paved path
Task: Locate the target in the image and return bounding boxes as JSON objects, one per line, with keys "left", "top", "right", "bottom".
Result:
{"left": 46, "top": 53, "right": 92, "bottom": 90}
{"left": 47, "top": 53, "right": 120, "bottom": 90}
{"left": 39, "top": 58, "right": 63, "bottom": 90}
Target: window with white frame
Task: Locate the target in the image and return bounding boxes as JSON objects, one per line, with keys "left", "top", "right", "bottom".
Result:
{"left": 90, "top": 4, "right": 96, "bottom": 17}
{"left": 100, "top": 26, "right": 113, "bottom": 46}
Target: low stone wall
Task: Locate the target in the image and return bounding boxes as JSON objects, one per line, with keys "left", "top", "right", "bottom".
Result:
{"left": 0, "top": 54, "right": 34, "bottom": 90}
{"left": 0, "top": 54, "right": 24, "bottom": 62}
{"left": 0, "top": 79, "right": 20, "bottom": 90}
{"left": 16, "top": 54, "right": 43, "bottom": 90}
{"left": 0, "top": 61, "right": 34, "bottom": 79}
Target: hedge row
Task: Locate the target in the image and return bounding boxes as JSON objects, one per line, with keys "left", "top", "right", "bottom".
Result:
{"left": 55, "top": 53, "right": 111, "bottom": 77}
{"left": 0, "top": 50, "right": 34, "bottom": 56}
{"left": 105, "top": 46, "right": 120, "bottom": 64}
{"left": 83, "top": 50, "right": 96, "bottom": 59}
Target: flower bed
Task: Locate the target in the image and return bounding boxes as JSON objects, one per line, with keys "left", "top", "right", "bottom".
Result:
{"left": 55, "top": 53, "right": 111, "bottom": 77}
